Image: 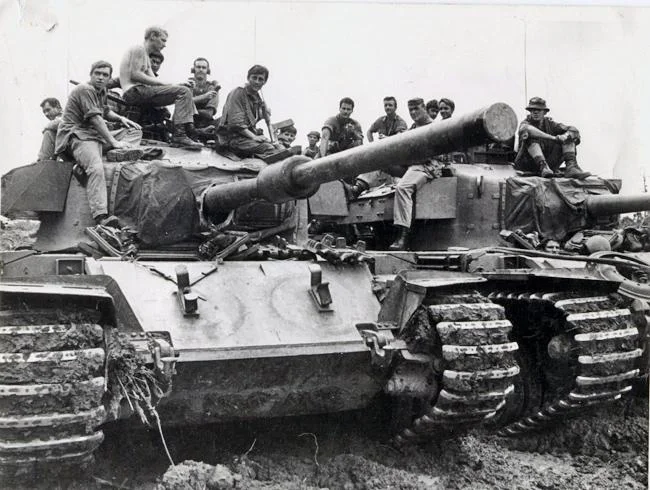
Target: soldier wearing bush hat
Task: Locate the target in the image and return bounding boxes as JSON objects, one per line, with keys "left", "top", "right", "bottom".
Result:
{"left": 515, "top": 96, "right": 590, "bottom": 179}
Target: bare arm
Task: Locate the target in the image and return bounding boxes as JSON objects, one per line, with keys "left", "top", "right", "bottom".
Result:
{"left": 520, "top": 122, "right": 563, "bottom": 143}
{"left": 366, "top": 128, "right": 374, "bottom": 143}
{"left": 105, "top": 109, "right": 142, "bottom": 130}
{"left": 319, "top": 128, "right": 331, "bottom": 158}
{"left": 88, "top": 115, "right": 121, "bottom": 148}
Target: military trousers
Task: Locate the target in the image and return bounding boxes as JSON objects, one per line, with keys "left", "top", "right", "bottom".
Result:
{"left": 69, "top": 128, "right": 142, "bottom": 219}
{"left": 393, "top": 164, "right": 431, "bottom": 228}
{"left": 123, "top": 85, "right": 197, "bottom": 126}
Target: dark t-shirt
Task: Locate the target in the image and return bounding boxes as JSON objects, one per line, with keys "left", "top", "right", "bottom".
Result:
{"left": 369, "top": 114, "right": 408, "bottom": 137}
{"left": 322, "top": 115, "right": 363, "bottom": 145}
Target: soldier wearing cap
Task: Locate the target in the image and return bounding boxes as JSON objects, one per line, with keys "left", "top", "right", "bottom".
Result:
{"left": 389, "top": 98, "right": 445, "bottom": 250}
{"left": 277, "top": 124, "right": 297, "bottom": 149}
{"left": 515, "top": 97, "right": 590, "bottom": 179}
{"left": 302, "top": 131, "right": 320, "bottom": 159}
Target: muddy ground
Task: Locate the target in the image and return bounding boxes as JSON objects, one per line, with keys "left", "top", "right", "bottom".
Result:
{"left": 64, "top": 397, "right": 649, "bottom": 489}
{"left": 1, "top": 220, "right": 648, "bottom": 489}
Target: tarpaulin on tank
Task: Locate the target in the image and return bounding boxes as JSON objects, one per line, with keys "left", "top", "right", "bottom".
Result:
{"left": 111, "top": 161, "right": 240, "bottom": 246}
{"left": 504, "top": 176, "right": 620, "bottom": 241}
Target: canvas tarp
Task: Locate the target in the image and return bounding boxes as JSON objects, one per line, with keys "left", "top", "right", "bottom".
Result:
{"left": 504, "top": 176, "right": 620, "bottom": 241}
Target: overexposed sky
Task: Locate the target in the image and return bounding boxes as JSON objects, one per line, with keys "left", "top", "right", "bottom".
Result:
{"left": 1, "top": 0, "right": 649, "bottom": 192}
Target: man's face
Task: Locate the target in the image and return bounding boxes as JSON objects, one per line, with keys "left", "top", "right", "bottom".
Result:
{"left": 427, "top": 107, "right": 439, "bottom": 120}
{"left": 150, "top": 56, "right": 163, "bottom": 75}
{"left": 247, "top": 73, "right": 267, "bottom": 92}
{"left": 193, "top": 60, "right": 209, "bottom": 80}
{"left": 439, "top": 102, "right": 453, "bottom": 119}
{"left": 408, "top": 104, "right": 426, "bottom": 123}
{"left": 339, "top": 103, "right": 354, "bottom": 119}
{"left": 384, "top": 100, "right": 396, "bottom": 116}
{"left": 279, "top": 131, "right": 296, "bottom": 145}
{"left": 307, "top": 134, "right": 319, "bottom": 146}
{"left": 528, "top": 108, "right": 547, "bottom": 122}
{"left": 544, "top": 240, "right": 560, "bottom": 253}
{"left": 42, "top": 102, "right": 61, "bottom": 120}
{"left": 90, "top": 67, "right": 111, "bottom": 90}
{"left": 152, "top": 33, "right": 167, "bottom": 51}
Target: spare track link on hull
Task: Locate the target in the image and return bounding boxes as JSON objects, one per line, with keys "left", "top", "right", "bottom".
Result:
{"left": 0, "top": 306, "right": 106, "bottom": 482}
{"left": 489, "top": 291, "right": 643, "bottom": 437}
{"left": 394, "top": 293, "right": 520, "bottom": 446}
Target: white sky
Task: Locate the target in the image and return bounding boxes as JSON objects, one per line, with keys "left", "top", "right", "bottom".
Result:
{"left": 1, "top": 0, "right": 649, "bottom": 192}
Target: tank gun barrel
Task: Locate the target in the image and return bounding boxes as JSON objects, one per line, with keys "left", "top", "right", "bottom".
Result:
{"left": 203, "top": 103, "right": 517, "bottom": 214}
{"left": 586, "top": 193, "right": 650, "bottom": 217}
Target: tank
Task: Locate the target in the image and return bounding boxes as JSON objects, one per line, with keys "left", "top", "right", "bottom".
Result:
{"left": 0, "top": 102, "right": 647, "bottom": 482}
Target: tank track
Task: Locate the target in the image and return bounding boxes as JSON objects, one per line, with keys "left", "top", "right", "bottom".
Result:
{"left": 394, "top": 293, "right": 520, "bottom": 445}
{"left": 0, "top": 306, "right": 107, "bottom": 482}
{"left": 488, "top": 290, "right": 644, "bottom": 437}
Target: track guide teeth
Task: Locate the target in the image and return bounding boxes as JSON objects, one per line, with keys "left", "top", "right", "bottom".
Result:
{"left": 576, "top": 369, "right": 640, "bottom": 386}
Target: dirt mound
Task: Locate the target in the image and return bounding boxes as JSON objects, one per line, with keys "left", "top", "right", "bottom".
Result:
{"left": 0, "top": 218, "right": 38, "bottom": 250}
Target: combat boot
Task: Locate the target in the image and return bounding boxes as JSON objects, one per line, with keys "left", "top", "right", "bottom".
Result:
{"left": 389, "top": 225, "right": 410, "bottom": 251}
{"left": 563, "top": 154, "right": 591, "bottom": 179}
{"left": 172, "top": 125, "right": 203, "bottom": 150}
{"left": 536, "top": 158, "right": 553, "bottom": 178}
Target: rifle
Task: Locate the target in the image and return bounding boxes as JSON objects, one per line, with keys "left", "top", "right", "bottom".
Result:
{"left": 69, "top": 79, "right": 127, "bottom": 106}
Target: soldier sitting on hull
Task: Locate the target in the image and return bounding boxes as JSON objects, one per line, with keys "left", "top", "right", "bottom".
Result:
{"left": 37, "top": 97, "right": 63, "bottom": 161}
{"left": 216, "top": 65, "right": 287, "bottom": 161}
{"left": 302, "top": 131, "right": 320, "bottom": 159}
{"left": 514, "top": 97, "right": 590, "bottom": 179}
{"left": 119, "top": 26, "right": 203, "bottom": 149}
{"left": 55, "top": 60, "right": 144, "bottom": 227}
{"left": 426, "top": 99, "right": 439, "bottom": 121}
{"left": 389, "top": 98, "right": 446, "bottom": 251}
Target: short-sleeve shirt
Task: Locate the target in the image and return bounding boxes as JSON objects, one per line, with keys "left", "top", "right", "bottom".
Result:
{"left": 322, "top": 115, "right": 363, "bottom": 145}
{"left": 119, "top": 44, "right": 154, "bottom": 94}
{"left": 217, "top": 85, "right": 264, "bottom": 136}
{"left": 55, "top": 83, "right": 109, "bottom": 154}
{"left": 192, "top": 78, "right": 220, "bottom": 112}
{"left": 368, "top": 114, "right": 408, "bottom": 137}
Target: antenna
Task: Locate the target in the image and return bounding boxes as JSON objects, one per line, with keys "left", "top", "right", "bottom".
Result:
{"left": 523, "top": 20, "right": 528, "bottom": 104}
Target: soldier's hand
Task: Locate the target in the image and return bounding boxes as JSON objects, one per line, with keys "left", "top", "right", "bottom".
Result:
{"left": 556, "top": 132, "right": 570, "bottom": 143}
{"left": 120, "top": 116, "right": 141, "bottom": 130}
{"left": 207, "top": 90, "right": 218, "bottom": 97}
{"left": 111, "top": 141, "right": 130, "bottom": 150}
{"left": 253, "top": 135, "right": 268, "bottom": 143}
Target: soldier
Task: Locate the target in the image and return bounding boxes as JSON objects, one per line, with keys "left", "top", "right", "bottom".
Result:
{"left": 216, "top": 64, "right": 286, "bottom": 160}
{"left": 514, "top": 97, "right": 590, "bottom": 179}
{"left": 425, "top": 99, "right": 439, "bottom": 121}
{"left": 54, "top": 60, "right": 143, "bottom": 227}
{"left": 389, "top": 98, "right": 445, "bottom": 250}
{"left": 438, "top": 98, "right": 455, "bottom": 120}
{"left": 149, "top": 51, "right": 164, "bottom": 76}
{"left": 37, "top": 97, "right": 62, "bottom": 161}
{"left": 319, "top": 97, "right": 363, "bottom": 158}
{"left": 366, "top": 96, "right": 408, "bottom": 142}
{"left": 119, "top": 26, "right": 203, "bottom": 149}
{"left": 187, "top": 57, "right": 220, "bottom": 129}
{"left": 277, "top": 125, "right": 297, "bottom": 149}
{"left": 302, "top": 131, "right": 320, "bottom": 159}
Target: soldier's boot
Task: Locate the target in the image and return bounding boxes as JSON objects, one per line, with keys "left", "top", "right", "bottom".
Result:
{"left": 563, "top": 153, "right": 591, "bottom": 179}
{"left": 389, "top": 225, "right": 410, "bottom": 251}
{"left": 534, "top": 155, "right": 554, "bottom": 178}
{"left": 342, "top": 179, "right": 369, "bottom": 201}
{"left": 172, "top": 125, "right": 204, "bottom": 150}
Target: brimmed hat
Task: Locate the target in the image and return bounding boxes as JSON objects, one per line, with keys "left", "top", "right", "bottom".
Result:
{"left": 526, "top": 97, "right": 549, "bottom": 112}
{"left": 307, "top": 131, "right": 320, "bottom": 139}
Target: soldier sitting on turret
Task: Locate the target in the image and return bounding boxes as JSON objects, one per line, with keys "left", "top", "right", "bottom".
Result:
{"left": 277, "top": 124, "right": 298, "bottom": 149}
{"left": 514, "top": 97, "right": 590, "bottom": 179}
{"left": 426, "top": 99, "right": 439, "bottom": 121}
{"left": 319, "top": 97, "right": 363, "bottom": 158}
{"left": 389, "top": 98, "right": 445, "bottom": 250}
{"left": 37, "top": 98, "right": 63, "bottom": 161}
{"left": 55, "top": 60, "right": 144, "bottom": 227}
{"left": 302, "top": 131, "right": 320, "bottom": 159}
{"left": 187, "top": 57, "right": 220, "bottom": 138}
{"left": 216, "top": 65, "right": 286, "bottom": 161}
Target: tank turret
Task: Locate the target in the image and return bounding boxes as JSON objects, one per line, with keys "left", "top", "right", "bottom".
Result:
{"left": 202, "top": 102, "right": 517, "bottom": 216}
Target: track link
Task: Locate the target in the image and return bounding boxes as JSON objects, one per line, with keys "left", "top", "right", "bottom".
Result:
{"left": 489, "top": 291, "right": 643, "bottom": 436}
{"left": 0, "top": 306, "right": 107, "bottom": 482}
{"left": 394, "top": 293, "right": 520, "bottom": 445}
